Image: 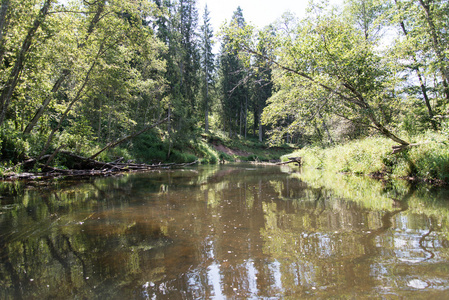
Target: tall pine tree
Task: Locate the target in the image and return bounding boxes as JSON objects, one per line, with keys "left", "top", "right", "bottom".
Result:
{"left": 200, "top": 5, "right": 215, "bottom": 133}
{"left": 218, "top": 6, "right": 249, "bottom": 137}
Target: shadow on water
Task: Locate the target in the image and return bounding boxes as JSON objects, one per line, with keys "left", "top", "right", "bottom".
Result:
{"left": 1, "top": 164, "right": 449, "bottom": 299}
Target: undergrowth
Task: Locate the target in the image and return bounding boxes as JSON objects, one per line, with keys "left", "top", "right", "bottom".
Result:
{"left": 285, "top": 132, "right": 449, "bottom": 183}
{"left": 0, "top": 125, "right": 294, "bottom": 174}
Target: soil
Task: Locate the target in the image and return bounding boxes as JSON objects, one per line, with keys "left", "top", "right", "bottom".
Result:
{"left": 212, "top": 144, "right": 252, "bottom": 157}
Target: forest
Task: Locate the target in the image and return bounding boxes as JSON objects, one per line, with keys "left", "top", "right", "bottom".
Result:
{"left": 0, "top": 0, "right": 448, "bottom": 181}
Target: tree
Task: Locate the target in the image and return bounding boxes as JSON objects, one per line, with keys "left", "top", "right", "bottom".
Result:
{"left": 0, "top": 0, "right": 167, "bottom": 160}
{"left": 218, "top": 6, "right": 250, "bottom": 137}
{"left": 344, "top": 0, "right": 387, "bottom": 41}
{"left": 417, "top": 0, "right": 449, "bottom": 101}
{"left": 224, "top": 2, "right": 410, "bottom": 146}
{"left": 382, "top": 0, "right": 449, "bottom": 133}
{"left": 153, "top": 0, "right": 201, "bottom": 159}
{"left": 179, "top": 0, "right": 200, "bottom": 115}
{"left": 252, "top": 27, "right": 273, "bottom": 142}
{"left": 0, "top": 0, "right": 53, "bottom": 126}
{"left": 200, "top": 4, "right": 214, "bottom": 133}
{"left": 22, "top": 0, "right": 107, "bottom": 135}
{"left": 386, "top": 0, "right": 437, "bottom": 130}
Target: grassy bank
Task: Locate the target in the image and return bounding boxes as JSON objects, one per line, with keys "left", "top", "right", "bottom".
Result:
{"left": 95, "top": 130, "right": 295, "bottom": 165}
{"left": 203, "top": 131, "right": 293, "bottom": 163}
{"left": 128, "top": 130, "right": 293, "bottom": 165}
{"left": 284, "top": 132, "right": 449, "bottom": 184}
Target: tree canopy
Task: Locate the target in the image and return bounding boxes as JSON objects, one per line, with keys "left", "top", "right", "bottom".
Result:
{"left": 0, "top": 0, "right": 448, "bottom": 169}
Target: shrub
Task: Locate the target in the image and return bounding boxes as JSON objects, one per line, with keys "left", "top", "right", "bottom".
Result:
{"left": 286, "top": 133, "right": 449, "bottom": 183}
{"left": 0, "top": 125, "right": 29, "bottom": 162}
{"left": 169, "top": 149, "right": 197, "bottom": 163}
{"left": 130, "top": 130, "right": 168, "bottom": 163}
{"left": 193, "top": 141, "right": 218, "bottom": 164}
{"left": 218, "top": 152, "right": 234, "bottom": 162}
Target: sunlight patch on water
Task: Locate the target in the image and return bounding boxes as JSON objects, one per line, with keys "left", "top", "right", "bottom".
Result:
{"left": 408, "top": 279, "right": 429, "bottom": 289}
{"left": 207, "top": 262, "right": 224, "bottom": 299}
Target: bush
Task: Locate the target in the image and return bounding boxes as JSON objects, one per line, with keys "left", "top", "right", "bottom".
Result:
{"left": 193, "top": 141, "right": 218, "bottom": 164}
{"left": 1, "top": 125, "right": 29, "bottom": 162}
{"left": 168, "top": 149, "right": 197, "bottom": 163}
{"left": 130, "top": 130, "right": 168, "bottom": 163}
{"left": 287, "top": 133, "right": 449, "bottom": 183}
{"left": 218, "top": 151, "right": 234, "bottom": 162}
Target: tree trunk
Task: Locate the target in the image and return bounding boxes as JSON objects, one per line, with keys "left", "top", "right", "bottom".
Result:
{"left": 258, "top": 107, "right": 263, "bottom": 142}
{"left": 253, "top": 104, "right": 258, "bottom": 137}
{"left": 395, "top": 1, "right": 437, "bottom": 129}
{"left": 23, "top": 1, "right": 107, "bottom": 133}
{"left": 97, "top": 97, "right": 102, "bottom": 140}
{"left": 244, "top": 94, "right": 248, "bottom": 139}
{"left": 23, "top": 69, "right": 70, "bottom": 134}
{"left": 38, "top": 42, "right": 104, "bottom": 160}
{"left": 0, "top": 0, "right": 52, "bottom": 126}
{"left": 239, "top": 103, "right": 243, "bottom": 136}
{"left": 107, "top": 95, "right": 114, "bottom": 142}
{"left": 319, "top": 112, "right": 334, "bottom": 145}
{"left": 85, "top": 0, "right": 106, "bottom": 38}
{"left": 167, "top": 103, "right": 172, "bottom": 159}
{"left": 0, "top": 0, "right": 10, "bottom": 63}
{"left": 205, "top": 80, "right": 209, "bottom": 133}
{"left": 418, "top": 0, "right": 449, "bottom": 101}
{"left": 0, "top": 0, "right": 9, "bottom": 41}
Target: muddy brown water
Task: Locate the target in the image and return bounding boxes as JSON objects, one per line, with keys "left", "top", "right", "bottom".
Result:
{"left": 1, "top": 164, "right": 449, "bottom": 299}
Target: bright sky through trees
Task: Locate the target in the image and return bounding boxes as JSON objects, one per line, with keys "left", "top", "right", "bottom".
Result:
{"left": 56, "top": 0, "right": 341, "bottom": 32}
{"left": 197, "top": 0, "right": 343, "bottom": 31}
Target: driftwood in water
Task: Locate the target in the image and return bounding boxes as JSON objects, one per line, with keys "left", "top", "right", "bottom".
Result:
{"left": 59, "top": 150, "right": 198, "bottom": 171}
{"left": 276, "top": 157, "right": 302, "bottom": 166}
{"left": 2, "top": 151, "right": 198, "bottom": 181}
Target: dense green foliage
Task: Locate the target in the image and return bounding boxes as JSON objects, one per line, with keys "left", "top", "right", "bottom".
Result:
{"left": 0, "top": 0, "right": 448, "bottom": 180}
{"left": 223, "top": 0, "right": 448, "bottom": 147}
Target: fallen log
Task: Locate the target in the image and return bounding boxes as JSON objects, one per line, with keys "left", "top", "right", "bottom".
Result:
{"left": 276, "top": 157, "right": 302, "bottom": 166}
{"left": 1, "top": 150, "right": 199, "bottom": 181}
{"left": 391, "top": 142, "right": 430, "bottom": 154}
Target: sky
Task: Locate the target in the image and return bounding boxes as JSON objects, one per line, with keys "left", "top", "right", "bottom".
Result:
{"left": 57, "top": 0, "right": 343, "bottom": 34}
{"left": 196, "top": 0, "right": 343, "bottom": 32}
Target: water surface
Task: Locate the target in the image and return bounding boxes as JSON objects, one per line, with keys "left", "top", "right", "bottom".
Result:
{"left": 1, "top": 164, "right": 449, "bottom": 299}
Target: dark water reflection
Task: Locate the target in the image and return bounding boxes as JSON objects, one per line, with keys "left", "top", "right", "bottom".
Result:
{"left": 1, "top": 164, "right": 449, "bottom": 299}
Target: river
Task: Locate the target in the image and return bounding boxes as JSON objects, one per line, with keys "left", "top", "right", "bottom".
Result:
{"left": 1, "top": 164, "right": 449, "bottom": 299}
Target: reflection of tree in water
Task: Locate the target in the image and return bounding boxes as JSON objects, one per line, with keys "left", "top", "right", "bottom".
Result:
{"left": 0, "top": 179, "right": 174, "bottom": 299}
{"left": 420, "top": 227, "right": 435, "bottom": 260}
{"left": 260, "top": 178, "right": 449, "bottom": 297}
{"left": 356, "top": 189, "right": 411, "bottom": 262}
{"left": 2, "top": 167, "right": 449, "bottom": 299}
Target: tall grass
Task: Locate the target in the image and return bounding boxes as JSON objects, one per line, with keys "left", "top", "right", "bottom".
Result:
{"left": 285, "top": 132, "right": 449, "bottom": 183}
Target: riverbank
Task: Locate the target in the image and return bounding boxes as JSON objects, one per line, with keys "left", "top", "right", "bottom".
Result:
{"left": 0, "top": 131, "right": 293, "bottom": 181}
{"left": 203, "top": 133, "right": 294, "bottom": 163}
{"left": 3, "top": 130, "right": 447, "bottom": 185}
{"left": 283, "top": 132, "right": 449, "bottom": 185}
